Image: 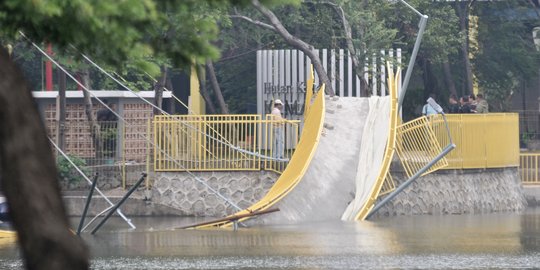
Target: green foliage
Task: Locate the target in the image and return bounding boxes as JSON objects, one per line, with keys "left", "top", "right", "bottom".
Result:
{"left": 0, "top": 0, "right": 296, "bottom": 75}
{"left": 473, "top": 2, "right": 540, "bottom": 111}
{"left": 56, "top": 155, "right": 89, "bottom": 185}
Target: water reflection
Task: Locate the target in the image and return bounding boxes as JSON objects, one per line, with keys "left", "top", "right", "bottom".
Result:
{"left": 2, "top": 211, "right": 540, "bottom": 269}
{"left": 84, "top": 220, "right": 401, "bottom": 257}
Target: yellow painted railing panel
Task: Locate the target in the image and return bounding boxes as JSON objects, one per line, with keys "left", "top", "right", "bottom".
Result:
{"left": 304, "top": 65, "right": 314, "bottom": 116}
{"left": 395, "top": 116, "right": 448, "bottom": 179}
{"left": 192, "top": 86, "right": 326, "bottom": 228}
{"left": 153, "top": 115, "right": 299, "bottom": 173}
{"left": 430, "top": 113, "right": 519, "bottom": 169}
{"left": 521, "top": 153, "right": 540, "bottom": 184}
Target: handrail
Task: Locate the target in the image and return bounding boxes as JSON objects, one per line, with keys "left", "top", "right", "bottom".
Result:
{"left": 153, "top": 114, "right": 300, "bottom": 172}
{"left": 429, "top": 113, "right": 519, "bottom": 169}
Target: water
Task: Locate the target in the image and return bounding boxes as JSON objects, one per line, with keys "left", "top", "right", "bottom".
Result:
{"left": 2, "top": 209, "right": 540, "bottom": 269}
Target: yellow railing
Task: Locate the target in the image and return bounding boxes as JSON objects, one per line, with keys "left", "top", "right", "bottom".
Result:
{"left": 379, "top": 173, "right": 396, "bottom": 196}
{"left": 396, "top": 116, "right": 449, "bottom": 178}
{"left": 153, "top": 114, "right": 299, "bottom": 173}
{"left": 520, "top": 153, "right": 540, "bottom": 184}
{"left": 429, "top": 113, "right": 519, "bottom": 169}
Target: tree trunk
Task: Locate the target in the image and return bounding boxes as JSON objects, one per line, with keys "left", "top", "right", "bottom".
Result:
{"left": 206, "top": 60, "right": 229, "bottom": 114}
{"left": 153, "top": 66, "right": 167, "bottom": 116}
{"left": 58, "top": 71, "right": 66, "bottom": 150}
{"left": 421, "top": 58, "right": 438, "bottom": 97}
{"left": 196, "top": 64, "right": 217, "bottom": 114}
{"left": 0, "top": 48, "right": 89, "bottom": 269}
{"left": 331, "top": 3, "right": 369, "bottom": 96}
{"left": 251, "top": 0, "right": 335, "bottom": 96}
{"left": 442, "top": 59, "right": 458, "bottom": 97}
{"left": 78, "top": 70, "right": 102, "bottom": 159}
{"left": 456, "top": 2, "right": 474, "bottom": 95}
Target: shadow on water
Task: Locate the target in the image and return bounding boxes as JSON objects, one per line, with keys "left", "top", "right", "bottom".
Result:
{"left": 3, "top": 211, "right": 540, "bottom": 269}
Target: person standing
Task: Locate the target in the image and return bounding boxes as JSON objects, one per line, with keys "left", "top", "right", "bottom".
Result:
{"left": 475, "top": 94, "right": 489, "bottom": 113}
{"left": 459, "top": 95, "right": 473, "bottom": 113}
{"left": 422, "top": 94, "right": 438, "bottom": 116}
{"left": 469, "top": 94, "right": 477, "bottom": 112}
{"left": 271, "top": 99, "right": 285, "bottom": 159}
{"left": 448, "top": 94, "right": 460, "bottom": 114}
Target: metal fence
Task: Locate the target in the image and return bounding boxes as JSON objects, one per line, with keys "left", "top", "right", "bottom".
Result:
{"left": 48, "top": 120, "right": 153, "bottom": 188}
{"left": 153, "top": 115, "right": 300, "bottom": 173}
{"left": 429, "top": 113, "right": 519, "bottom": 170}
{"left": 395, "top": 116, "right": 449, "bottom": 179}
{"left": 520, "top": 153, "right": 540, "bottom": 184}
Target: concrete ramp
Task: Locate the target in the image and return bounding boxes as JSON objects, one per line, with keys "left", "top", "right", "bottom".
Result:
{"left": 341, "top": 96, "right": 391, "bottom": 220}
{"left": 260, "top": 97, "right": 370, "bottom": 224}
{"left": 184, "top": 69, "right": 399, "bottom": 228}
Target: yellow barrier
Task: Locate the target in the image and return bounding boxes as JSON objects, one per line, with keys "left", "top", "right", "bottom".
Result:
{"left": 379, "top": 173, "right": 396, "bottom": 196}
{"left": 395, "top": 116, "right": 449, "bottom": 178}
{"left": 191, "top": 86, "right": 326, "bottom": 228}
{"left": 153, "top": 114, "right": 300, "bottom": 173}
{"left": 520, "top": 153, "right": 540, "bottom": 184}
{"left": 429, "top": 113, "right": 519, "bottom": 169}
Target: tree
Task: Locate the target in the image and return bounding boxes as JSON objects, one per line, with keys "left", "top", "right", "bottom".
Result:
{"left": 473, "top": 1, "right": 540, "bottom": 111}
{"left": 233, "top": 0, "right": 336, "bottom": 96}
{"left": 0, "top": 1, "right": 295, "bottom": 269}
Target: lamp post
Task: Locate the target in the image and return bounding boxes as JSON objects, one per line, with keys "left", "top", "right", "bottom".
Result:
{"left": 394, "top": 0, "right": 429, "bottom": 111}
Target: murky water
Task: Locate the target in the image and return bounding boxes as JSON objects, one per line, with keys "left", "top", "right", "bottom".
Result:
{"left": 2, "top": 209, "right": 540, "bottom": 269}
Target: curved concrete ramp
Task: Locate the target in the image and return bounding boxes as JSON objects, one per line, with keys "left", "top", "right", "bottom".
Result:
{"left": 258, "top": 97, "right": 370, "bottom": 225}
{"left": 189, "top": 90, "right": 326, "bottom": 229}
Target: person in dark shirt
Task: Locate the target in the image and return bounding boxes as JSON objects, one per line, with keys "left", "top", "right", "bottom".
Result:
{"left": 459, "top": 95, "right": 473, "bottom": 113}
{"left": 448, "top": 94, "right": 460, "bottom": 113}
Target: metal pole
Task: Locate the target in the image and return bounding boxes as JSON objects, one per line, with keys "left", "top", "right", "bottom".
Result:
{"left": 77, "top": 173, "right": 99, "bottom": 235}
{"left": 48, "top": 138, "right": 136, "bottom": 229}
{"left": 366, "top": 143, "right": 455, "bottom": 220}
{"left": 91, "top": 173, "right": 147, "bottom": 234}
{"left": 398, "top": 14, "right": 428, "bottom": 110}
{"left": 398, "top": 0, "right": 423, "bottom": 17}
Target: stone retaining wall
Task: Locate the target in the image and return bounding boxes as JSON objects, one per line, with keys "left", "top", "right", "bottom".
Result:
{"left": 147, "top": 167, "right": 526, "bottom": 218}
{"left": 151, "top": 171, "right": 279, "bottom": 216}
{"left": 373, "top": 167, "right": 527, "bottom": 218}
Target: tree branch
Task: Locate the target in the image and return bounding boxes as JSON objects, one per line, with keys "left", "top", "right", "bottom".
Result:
{"left": 250, "top": 0, "right": 335, "bottom": 95}
{"left": 230, "top": 14, "right": 276, "bottom": 32}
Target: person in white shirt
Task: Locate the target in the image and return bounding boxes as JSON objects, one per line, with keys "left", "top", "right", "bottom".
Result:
{"left": 422, "top": 93, "right": 439, "bottom": 116}
{"left": 271, "top": 99, "right": 284, "bottom": 159}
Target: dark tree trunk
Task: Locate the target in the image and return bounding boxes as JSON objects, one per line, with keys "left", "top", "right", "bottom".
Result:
{"left": 330, "top": 2, "right": 369, "bottom": 96}
{"left": 442, "top": 59, "right": 458, "bottom": 97}
{"left": 153, "top": 66, "right": 167, "bottom": 116}
{"left": 196, "top": 64, "right": 217, "bottom": 114}
{"left": 78, "top": 70, "right": 101, "bottom": 159}
{"left": 58, "top": 71, "right": 66, "bottom": 150}
{"left": 456, "top": 2, "right": 474, "bottom": 95}
{"left": 251, "top": 0, "right": 335, "bottom": 96}
{"left": 0, "top": 48, "right": 89, "bottom": 269}
{"left": 421, "top": 58, "right": 439, "bottom": 97}
{"left": 206, "top": 60, "right": 229, "bottom": 114}
{"left": 165, "top": 76, "right": 176, "bottom": 114}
